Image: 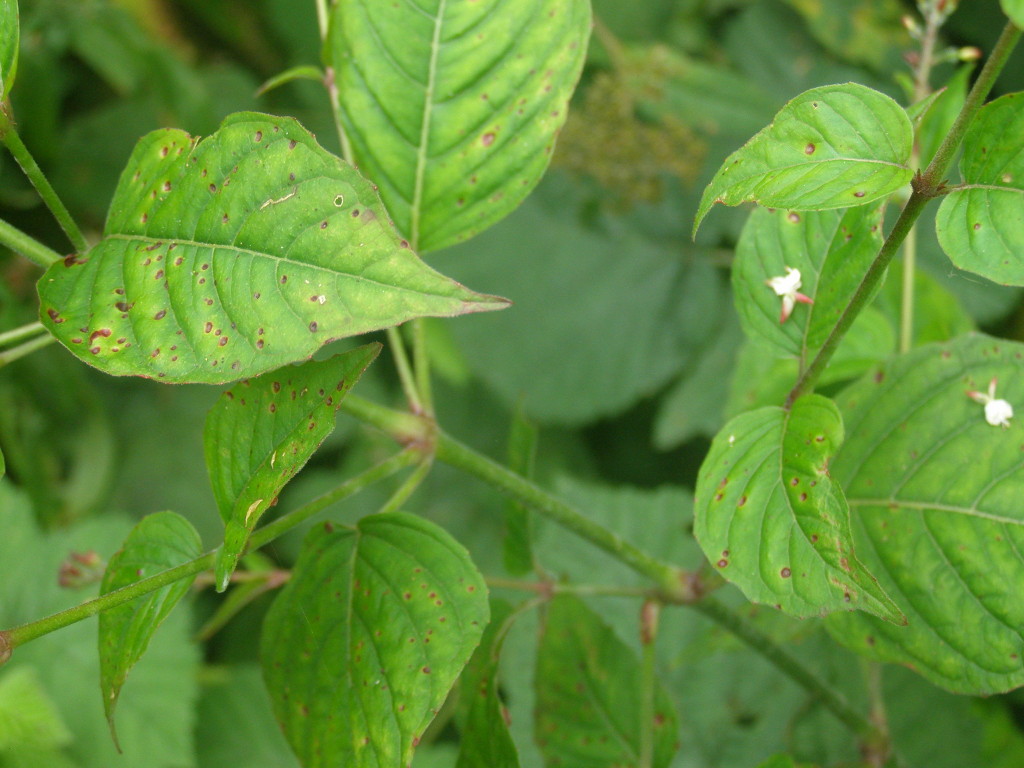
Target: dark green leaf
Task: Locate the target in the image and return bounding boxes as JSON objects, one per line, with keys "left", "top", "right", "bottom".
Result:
{"left": 732, "top": 204, "right": 884, "bottom": 361}
{"left": 261, "top": 513, "right": 489, "bottom": 768}
{"left": 695, "top": 84, "right": 913, "bottom": 234}
{"left": 695, "top": 394, "right": 902, "bottom": 622}
{"left": 1002, "top": 0, "right": 1024, "bottom": 26}
{"left": 455, "top": 601, "right": 520, "bottom": 768}
{"left": 0, "top": 0, "right": 17, "bottom": 98}
{"left": 98, "top": 511, "right": 202, "bottom": 744}
{"left": 204, "top": 344, "right": 380, "bottom": 590}
{"left": 437, "top": 179, "right": 725, "bottom": 425}
{"left": 936, "top": 92, "right": 1024, "bottom": 285}
{"left": 502, "top": 407, "right": 537, "bottom": 576}
{"left": 827, "top": 334, "right": 1024, "bottom": 693}
{"left": 328, "top": 0, "right": 590, "bottom": 252}
{"left": 875, "top": 261, "right": 974, "bottom": 348}
{"left": 38, "top": 112, "right": 506, "bottom": 384}
{"left": 780, "top": 0, "right": 909, "bottom": 72}
{"left": 0, "top": 482, "right": 199, "bottom": 767}
{"left": 535, "top": 595, "right": 679, "bottom": 768}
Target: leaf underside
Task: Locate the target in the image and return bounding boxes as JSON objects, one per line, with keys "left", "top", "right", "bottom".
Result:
{"left": 936, "top": 92, "right": 1024, "bottom": 286}
{"left": 261, "top": 513, "right": 489, "bottom": 768}
{"left": 827, "top": 334, "right": 1024, "bottom": 694}
{"left": 38, "top": 112, "right": 506, "bottom": 384}
{"left": 329, "top": 0, "right": 591, "bottom": 252}
{"left": 694, "top": 83, "right": 913, "bottom": 234}
{"left": 695, "top": 394, "right": 902, "bottom": 622}
{"left": 204, "top": 344, "right": 380, "bottom": 591}
{"left": 98, "top": 511, "right": 202, "bottom": 745}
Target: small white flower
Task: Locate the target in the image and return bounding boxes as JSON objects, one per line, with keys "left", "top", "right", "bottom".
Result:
{"left": 966, "top": 378, "right": 1014, "bottom": 428}
{"left": 766, "top": 266, "right": 814, "bottom": 323}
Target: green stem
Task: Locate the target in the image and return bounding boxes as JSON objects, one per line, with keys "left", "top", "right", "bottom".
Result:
{"left": 315, "top": 0, "right": 329, "bottom": 39}
{"left": 638, "top": 600, "right": 660, "bottom": 768}
{"left": 692, "top": 596, "right": 881, "bottom": 743}
{"left": 787, "top": 21, "right": 1022, "bottom": 406}
{"left": 436, "top": 431, "right": 697, "bottom": 602}
{"left": 0, "top": 112, "right": 88, "bottom": 255}
{"left": 412, "top": 318, "right": 435, "bottom": 417}
{"left": 377, "top": 455, "right": 433, "bottom": 515}
{"left": 0, "top": 321, "right": 46, "bottom": 349}
{"left": 899, "top": 223, "right": 917, "bottom": 354}
{"left": 1, "top": 449, "right": 417, "bottom": 655}
{"left": 387, "top": 326, "right": 425, "bottom": 415}
{"left": 0, "top": 333, "right": 56, "bottom": 367}
{"left": 0, "top": 217, "right": 62, "bottom": 268}
{"left": 485, "top": 577, "right": 652, "bottom": 598}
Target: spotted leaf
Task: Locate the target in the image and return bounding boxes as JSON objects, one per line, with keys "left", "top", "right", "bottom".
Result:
{"left": 694, "top": 83, "right": 913, "bottom": 235}
{"left": 327, "top": 0, "right": 590, "bottom": 252}
{"left": 204, "top": 344, "right": 380, "bottom": 592}
{"left": 37, "top": 112, "right": 507, "bottom": 384}
{"left": 827, "top": 335, "right": 1024, "bottom": 694}
{"left": 261, "top": 513, "right": 489, "bottom": 768}
{"left": 695, "top": 394, "right": 903, "bottom": 622}
{"left": 935, "top": 93, "right": 1024, "bottom": 285}
{"left": 733, "top": 203, "right": 884, "bottom": 362}
{"left": 98, "top": 511, "right": 202, "bottom": 746}
{"left": 535, "top": 595, "right": 679, "bottom": 768}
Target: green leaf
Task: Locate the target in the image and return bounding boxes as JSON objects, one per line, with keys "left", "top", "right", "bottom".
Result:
{"left": 780, "top": 0, "right": 909, "bottom": 73}
{"left": 437, "top": 178, "right": 726, "bottom": 425}
{"left": 695, "top": 394, "right": 902, "bottom": 622}
{"left": 732, "top": 204, "right": 884, "bottom": 360}
{"left": 694, "top": 83, "right": 913, "bottom": 234}
{"left": 261, "top": 513, "right": 489, "bottom": 768}
{"left": 37, "top": 112, "right": 506, "bottom": 384}
{"left": 535, "top": 595, "right": 679, "bottom": 768}
{"left": 327, "top": 0, "right": 590, "bottom": 252}
{"left": 0, "top": 0, "right": 18, "bottom": 98}
{"left": 874, "top": 260, "right": 974, "bottom": 348}
{"left": 204, "top": 344, "right": 380, "bottom": 591}
{"left": 98, "top": 511, "right": 202, "bottom": 745}
{"left": 915, "top": 64, "right": 972, "bottom": 169}
{"left": 754, "top": 755, "right": 815, "bottom": 768}
{"left": 502, "top": 406, "right": 537, "bottom": 576}
{"left": 0, "top": 482, "right": 200, "bottom": 767}
{"left": 0, "top": 666, "right": 72, "bottom": 754}
{"left": 935, "top": 92, "right": 1024, "bottom": 285}
{"left": 0, "top": 445, "right": 4, "bottom": 478}
{"left": 455, "top": 601, "right": 520, "bottom": 768}
{"left": 826, "top": 334, "right": 1024, "bottom": 694}
{"left": 1002, "top": 0, "right": 1024, "bottom": 26}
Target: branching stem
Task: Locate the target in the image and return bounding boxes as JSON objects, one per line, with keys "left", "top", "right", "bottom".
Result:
{"left": 788, "top": 21, "right": 1022, "bottom": 406}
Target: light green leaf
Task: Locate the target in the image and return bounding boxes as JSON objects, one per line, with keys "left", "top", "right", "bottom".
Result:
{"left": 204, "top": 344, "right": 380, "bottom": 591}
{"left": 915, "top": 65, "right": 972, "bottom": 170}
{"left": 695, "top": 394, "right": 902, "bottom": 622}
{"left": 732, "top": 204, "right": 884, "bottom": 360}
{"left": 98, "top": 511, "right": 202, "bottom": 745}
{"left": 455, "top": 601, "right": 520, "bottom": 768}
{"left": 935, "top": 92, "right": 1024, "bottom": 285}
{"left": 827, "top": 334, "right": 1024, "bottom": 694}
{"left": 1002, "top": 0, "right": 1024, "bottom": 26}
{"left": 261, "top": 513, "right": 489, "bottom": 768}
{"left": 0, "top": 0, "right": 18, "bottom": 99}
{"left": 694, "top": 83, "right": 913, "bottom": 234}
{"left": 328, "top": 0, "right": 590, "bottom": 252}
{"left": 535, "top": 595, "right": 679, "bottom": 768}
{"left": 256, "top": 64, "right": 324, "bottom": 96}
{"left": 0, "top": 666, "right": 72, "bottom": 754}
{"left": 38, "top": 112, "right": 506, "bottom": 384}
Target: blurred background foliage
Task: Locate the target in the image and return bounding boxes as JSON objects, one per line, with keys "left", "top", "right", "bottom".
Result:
{"left": 2, "top": 0, "right": 1024, "bottom": 766}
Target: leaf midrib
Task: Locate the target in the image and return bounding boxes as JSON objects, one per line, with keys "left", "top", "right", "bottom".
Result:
{"left": 847, "top": 497, "right": 1024, "bottom": 526}
{"left": 410, "top": 0, "right": 447, "bottom": 249}
{"left": 103, "top": 233, "right": 462, "bottom": 300}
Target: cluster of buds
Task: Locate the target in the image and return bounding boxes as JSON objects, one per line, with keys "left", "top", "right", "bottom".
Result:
{"left": 58, "top": 550, "right": 106, "bottom": 589}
